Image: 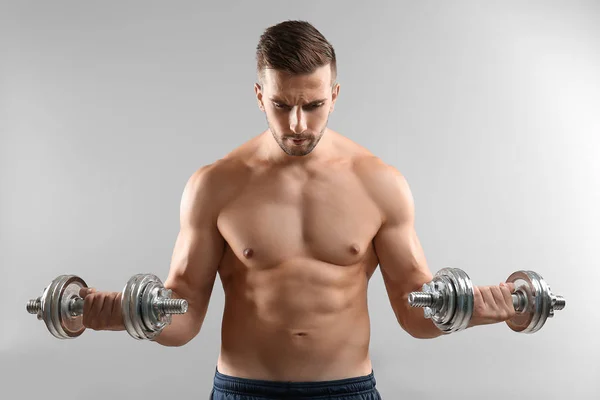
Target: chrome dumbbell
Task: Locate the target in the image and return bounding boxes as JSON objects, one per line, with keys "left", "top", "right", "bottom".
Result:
{"left": 27, "top": 274, "right": 188, "bottom": 340}
{"left": 408, "top": 268, "right": 566, "bottom": 334}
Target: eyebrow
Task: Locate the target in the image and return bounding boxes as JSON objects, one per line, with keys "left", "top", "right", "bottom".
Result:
{"left": 269, "top": 98, "right": 327, "bottom": 106}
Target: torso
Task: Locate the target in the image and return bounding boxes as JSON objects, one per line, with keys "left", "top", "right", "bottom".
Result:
{"left": 214, "top": 131, "right": 384, "bottom": 381}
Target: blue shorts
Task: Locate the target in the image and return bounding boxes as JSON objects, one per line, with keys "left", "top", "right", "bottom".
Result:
{"left": 210, "top": 367, "right": 382, "bottom": 399}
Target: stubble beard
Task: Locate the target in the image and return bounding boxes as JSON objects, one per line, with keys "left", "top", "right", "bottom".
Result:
{"left": 267, "top": 115, "right": 329, "bottom": 157}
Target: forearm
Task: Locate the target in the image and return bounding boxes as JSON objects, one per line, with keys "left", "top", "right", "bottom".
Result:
{"left": 150, "top": 290, "right": 203, "bottom": 347}
{"left": 393, "top": 293, "right": 445, "bottom": 339}
{"left": 395, "top": 283, "right": 516, "bottom": 338}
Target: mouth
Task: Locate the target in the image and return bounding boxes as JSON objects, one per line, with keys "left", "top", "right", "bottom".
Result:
{"left": 289, "top": 138, "right": 308, "bottom": 145}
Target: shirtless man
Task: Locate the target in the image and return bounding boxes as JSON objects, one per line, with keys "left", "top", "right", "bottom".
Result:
{"left": 80, "top": 20, "right": 517, "bottom": 399}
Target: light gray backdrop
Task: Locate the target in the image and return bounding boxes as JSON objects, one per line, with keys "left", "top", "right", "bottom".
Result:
{"left": 1, "top": 1, "right": 598, "bottom": 399}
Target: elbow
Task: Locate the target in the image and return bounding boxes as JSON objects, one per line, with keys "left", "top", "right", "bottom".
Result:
{"left": 165, "top": 334, "right": 195, "bottom": 347}
{"left": 395, "top": 305, "right": 444, "bottom": 340}
{"left": 399, "top": 316, "right": 443, "bottom": 339}
{"left": 151, "top": 331, "right": 197, "bottom": 347}
{"left": 151, "top": 316, "right": 202, "bottom": 347}
{"left": 397, "top": 319, "right": 434, "bottom": 339}
{"left": 393, "top": 308, "right": 421, "bottom": 339}
{"left": 171, "top": 339, "right": 193, "bottom": 347}
{"left": 406, "top": 328, "right": 443, "bottom": 340}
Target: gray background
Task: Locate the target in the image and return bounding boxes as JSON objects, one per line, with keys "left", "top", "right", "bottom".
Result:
{"left": 1, "top": 1, "right": 598, "bottom": 399}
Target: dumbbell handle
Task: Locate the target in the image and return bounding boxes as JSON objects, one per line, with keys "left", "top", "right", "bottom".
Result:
{"left": 408, "top": 290, "right": 566, "bottom": 312}
{"left": 26, "top": 295, "right": 188, "bottom": 317}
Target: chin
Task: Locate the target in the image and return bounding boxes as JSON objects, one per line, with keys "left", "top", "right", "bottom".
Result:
{"left": 281, "top": 140, "right": 313, "bottom": 155}
{"left": 283, "top": 148, "right": 307, "bottom": 156}
{"left": 287, "top": 148, "right": 316, "bottom": 157}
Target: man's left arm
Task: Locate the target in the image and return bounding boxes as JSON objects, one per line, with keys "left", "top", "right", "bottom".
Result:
{"left": 368, "top": 162, "right": 516, "bottom": 338}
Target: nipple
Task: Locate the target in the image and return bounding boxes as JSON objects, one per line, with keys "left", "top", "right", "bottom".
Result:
{"left": 350, "top": 244, "right": 360, "bottom": 255}
{"left": 243, "top": 248, "right": 254, "bottom": 258}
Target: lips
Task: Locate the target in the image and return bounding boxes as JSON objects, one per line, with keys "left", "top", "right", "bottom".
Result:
{"left": 286, "top": 135, "right": 310, "bottom": 146}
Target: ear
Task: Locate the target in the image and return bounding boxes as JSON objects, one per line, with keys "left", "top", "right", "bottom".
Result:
{"left": 254, "top": 83, "right": 265, "bottom": 111}
{"left": 329, "top": 82, "right": 340, "bottom": 114}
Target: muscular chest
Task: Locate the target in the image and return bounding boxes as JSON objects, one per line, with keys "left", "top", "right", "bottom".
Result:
{"left": 217, "top": 167, "right": 382, "bottom": 268}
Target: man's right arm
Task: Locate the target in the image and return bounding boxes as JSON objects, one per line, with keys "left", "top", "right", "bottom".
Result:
{"left": 151, "top": 164, "right": 225, "bottom": 347}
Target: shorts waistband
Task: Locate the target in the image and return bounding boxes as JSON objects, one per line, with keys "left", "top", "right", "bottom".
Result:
{"left": 213, "top": 368, "right": 377, "bottom": 397}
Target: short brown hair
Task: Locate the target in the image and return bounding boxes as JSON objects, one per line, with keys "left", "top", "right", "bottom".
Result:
{"left": 256, "top": 20, "right": 337, "bottom": 86}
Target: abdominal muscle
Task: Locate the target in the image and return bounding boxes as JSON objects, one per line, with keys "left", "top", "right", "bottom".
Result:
{"left": 215, "top": 254, "right": 375, "bottom": 382}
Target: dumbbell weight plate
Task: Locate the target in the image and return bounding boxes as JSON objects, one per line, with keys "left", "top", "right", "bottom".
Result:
{"left": 436, "top": 268, "right": 474, "bottom": 333}
{"left": 505, "top": 270, "right": 551, "bottom": 333}
{"left": 122, "top": 274, "right": 165, "bottom": 340}
{"left": 41, "top": 275, "right": 87, "bottom": 339}
{"left": 427, "top": 274, "right": 456, "bottom": 327}
{"left": 141, "top": 280, "right": 170, "bottom": 334}
{"left": 122, "top": 274, "right": 146, "bottom": 340}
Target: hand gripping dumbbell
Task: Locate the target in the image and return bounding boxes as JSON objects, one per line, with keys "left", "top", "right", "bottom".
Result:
{"left": 407, "top": 268, "right": 566, "bottom": 334}
{"left": 26, "top": 274, "right": 188, "bottom": 340}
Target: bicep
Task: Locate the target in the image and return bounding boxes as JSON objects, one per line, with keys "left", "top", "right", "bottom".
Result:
{"left": 164, "top": 166, "right": 225, "bottom": 320}
{"left": 165, "top": 222, "right": 223, "bottom": 316}
{"left": 374, "top": 220, "right": 431, "bottom": 303}
{"left": 372, "top": 169, "right": 433, "bottom": 306}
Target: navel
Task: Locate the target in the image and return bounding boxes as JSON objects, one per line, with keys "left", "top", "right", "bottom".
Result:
{"left": 243, "top": 248, "right": 254, "bottom": 259}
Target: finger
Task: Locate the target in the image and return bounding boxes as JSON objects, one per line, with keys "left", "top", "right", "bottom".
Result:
{"left": 79, "top": 287, "right": 97, "bottom": 298}
{"left": 493, "top": 285, "right": 514, "bottom": 321}
{"left": 473, "top": 286, "right": 485, "bottom": 307}
{"left": 88, "top": 293, "right": 106, "bottom": 330}
{"left": 504, "top": 282, "right": 516, "bottom": 292}
{"left": 100, "top": 294, "right": 114, "bottom": 329}
{"left": 111, "top": 293, "right": 123, "bottom": 328}
{"left": 499, "top": 283, "right": 516, "bottom": 312}
{"left": 490, "top": 285, "right": 507, "bottom": 309}
{"left": 480, "top": 286, "right": 496, "bottom": 308}
{"left": 82, "top": 292, "right": 94, "bottom": 328}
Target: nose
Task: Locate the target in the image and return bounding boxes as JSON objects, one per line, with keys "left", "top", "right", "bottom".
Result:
{"left": 289, "top": 107, "right": 307, "bottom": 134}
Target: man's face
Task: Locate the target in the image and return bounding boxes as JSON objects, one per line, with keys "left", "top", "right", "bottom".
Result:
{"left": 255, "top": 64, "right": 339, "bottom": 157}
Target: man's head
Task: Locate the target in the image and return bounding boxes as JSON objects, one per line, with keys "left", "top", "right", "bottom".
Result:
{"left": 254, "top": 20, "right": 340, "bottom": 157}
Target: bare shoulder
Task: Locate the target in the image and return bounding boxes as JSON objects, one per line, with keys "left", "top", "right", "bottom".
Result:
{"left": 182, "top": 156, "right": 250, "bottom": 221}
{"left": 350, "top": 152, "right": 414, "bottom": 226}
{"left": 182, "top": 131, "right": 266, "bottom": 210}
{"left": 332, "top": 132, "right": 408, "bottom": 195}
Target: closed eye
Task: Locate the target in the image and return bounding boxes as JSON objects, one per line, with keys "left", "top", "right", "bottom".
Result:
{"left": 305, "top": 103, "right": 324, "bottom": 110}
{"left": 273, "top": 102, "right": 324, "bottom": 111}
